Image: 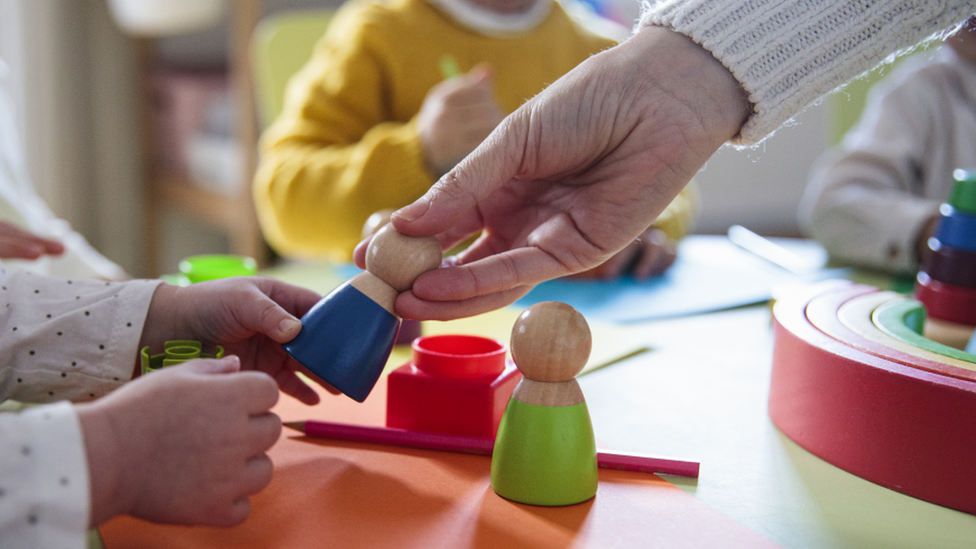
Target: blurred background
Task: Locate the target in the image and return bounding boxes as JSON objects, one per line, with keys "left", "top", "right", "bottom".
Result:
{"left": 0, "top": 0, "right": 834, "bottom": 279}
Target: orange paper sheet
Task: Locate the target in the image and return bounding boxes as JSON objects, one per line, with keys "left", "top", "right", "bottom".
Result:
{"left": 100, "top": 376, "right": 780, "bottom": 548}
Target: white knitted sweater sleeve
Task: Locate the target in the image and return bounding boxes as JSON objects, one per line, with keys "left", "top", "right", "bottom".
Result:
{"left": 640, "top": 0, "right": 976, "bottom": 144}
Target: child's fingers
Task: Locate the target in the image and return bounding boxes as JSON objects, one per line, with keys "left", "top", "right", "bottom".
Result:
{"left": 179, "top": 355, "right": 242, "bottom": 375}
{"left": 233, "top": 371, "right": 281, "bottom": 414}
{"left": 246, "top": 412, "right": 283, "bottom": 455}
{"left": 241, "top": 454, "right": 275, "bottom": 495}
{"left": 220, "top": 497, "right": 252, "bottom": 527}
{"left": 272, "top": 367, "right": 322, "bottom": 405}
{"left": 466, "top": 62, "right": 492, "bottom": 85}
{"left": 240, "top": 292, "right": 305, "bottom": 343}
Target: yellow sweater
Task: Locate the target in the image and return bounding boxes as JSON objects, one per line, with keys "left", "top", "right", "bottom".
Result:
{"left": 254, "top": 0, "right": 694, "bottom": 261}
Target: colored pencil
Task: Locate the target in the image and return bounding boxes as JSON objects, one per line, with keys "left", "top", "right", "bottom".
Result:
{"left": 439, "top": 54, "right": 461, "bottom": 79}
{"left": 284, "top": 420, "right": 700, "bottom": 478}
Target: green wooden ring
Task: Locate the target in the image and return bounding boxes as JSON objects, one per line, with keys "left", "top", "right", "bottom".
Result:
{"left": 872, "top": 300, "right": 976, "bottom": 364}
{"left": 951, "top": 169, "right": 976, "bottom": 214}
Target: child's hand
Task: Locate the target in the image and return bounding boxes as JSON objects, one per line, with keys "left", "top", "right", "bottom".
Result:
{"left": 417, "top": 64, "right": 504, "bottom": 176}
{"left": 140, "top": 277, "right": 326, "bottom": 405}
{"left": 572, "top": 228, "right": 678, "bottom": 280}
{"left": 0, "top": 220, "right": 64, "bottom": 259}
{"left": 77, "top": 357, "right": 281, "bottom": 527}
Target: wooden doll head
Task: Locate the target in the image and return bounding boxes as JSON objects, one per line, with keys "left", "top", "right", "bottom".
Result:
{"left": 362, "top": 209, "right": 395, "bottom": 239}
{"left": 510, "top": 301, "right": 592, "bottom": 382}
{"left": 365, "top": 223, "right": 442, "bottom": 292}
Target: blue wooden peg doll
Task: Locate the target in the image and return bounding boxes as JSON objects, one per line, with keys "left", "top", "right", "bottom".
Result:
{"left": 283, "top": 224, "right": 441, "bottom": 402}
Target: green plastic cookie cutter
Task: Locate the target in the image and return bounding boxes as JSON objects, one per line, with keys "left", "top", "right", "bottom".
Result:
{"left": 872, "top": 300, "right": 976, "bottom": 364}
{"left": 140, "top": 340, "right": 225, "bottom": 375}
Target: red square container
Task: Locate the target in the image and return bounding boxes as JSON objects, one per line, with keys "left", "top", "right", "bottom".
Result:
{"left": 387, "top": 334, "right": 521, "bottom": 438}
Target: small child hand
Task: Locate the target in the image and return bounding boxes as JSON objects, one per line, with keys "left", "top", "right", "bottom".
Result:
{"left": 0, "top": 220, "right": 65, "bottom": 259}
{"left": 77, "top": 357, "right": 281, "bottom": 527}
{"left": 417, "top": 64, "right": 505, "bottom": 176}
{"left": 572, "top": 228, "right": 677, "bottom": 280}
{"left": 140, "top": 277, "right": 328, "bottom": 405}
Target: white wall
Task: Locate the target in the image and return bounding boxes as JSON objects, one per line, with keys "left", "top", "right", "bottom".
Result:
{"left": 694, "top": 104, "right": 829, "bottom": 237}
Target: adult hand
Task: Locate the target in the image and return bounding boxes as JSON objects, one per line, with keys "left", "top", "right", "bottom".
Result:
{"left": 78, "top": 358, "right": 280, "bottom": 527}
{"left": 0, "top": 220, "right": 64, "bottom": 259}
{"left": 572, "top": 227, "right": 677, "bottom": 280}
{"left": 363, "top": 27, "right": 750, "bottom": 320}
{"left": 139, "top": 277, "right": 326, "bottom": 405}
{"left": 417, "top": 64, "right": 505, "bottom": 177}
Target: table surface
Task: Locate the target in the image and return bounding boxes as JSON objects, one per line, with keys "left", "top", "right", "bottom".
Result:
{"left": 260, "top": 246, "right": 976, "bottom": 549}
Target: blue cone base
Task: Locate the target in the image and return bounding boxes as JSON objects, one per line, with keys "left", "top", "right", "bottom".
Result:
{"left": 283, "top": 282, "right": 399, "bottom": 402}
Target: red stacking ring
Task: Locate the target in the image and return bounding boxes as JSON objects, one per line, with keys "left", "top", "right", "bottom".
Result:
{"left": 915, "top": 271, "right": 976, "bottom": 325}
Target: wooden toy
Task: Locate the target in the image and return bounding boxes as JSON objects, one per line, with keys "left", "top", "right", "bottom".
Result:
{"left": 770, "top": 282, "right": 976, "bottom": 514}
{"left": 923, "top": 238, "right": 976, "bottom": 289}
{"left": 362, "top": 209, "right": 422, "bottom": 345}
{"left": 915, "top": 172, "right": 976, "bottom": 326}
{"left": 284, "top": 420, "right": 701, "bottom": 477}
{"left": 950, "top": 168, "right": 976, "bottom": 214}
{"left": 805, "top": 283, "right": 976, "bottom": 381}
{"left": 490, "top": 302, "right": 598, "bottom": 506}
{"left": 872, "top": 299, "right": 976, "bottom": 363}
{"left": 914, "top": 271, "right": 976, "bottom": 325}
{"left": 923, "top": 317, "right": 976, "bottom": 350}
{"left": 283, "top": 224, "right": 441, "bottom": 402}
{"left": 836, "top": 290, "right": 976, "bottom": 371}
{"left": 933, "top": 204, "right": 976, "bottom": 253}
{"left": 387, "top": 334, "right": 521, "bottom": 438}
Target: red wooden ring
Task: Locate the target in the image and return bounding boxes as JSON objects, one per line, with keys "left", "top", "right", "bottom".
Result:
{"left": 770, "top": 284, "right": 976, "bottom": 514}
{"left": 914, "top": 272, "right": 976, "bottom": 325}
{"left": 922, "top": 239, "right": 976, "bottom": 289}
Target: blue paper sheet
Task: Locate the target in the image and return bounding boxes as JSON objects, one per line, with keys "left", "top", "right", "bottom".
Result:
{"left": 514, "top": 235, "right": 839, "bottom": 323}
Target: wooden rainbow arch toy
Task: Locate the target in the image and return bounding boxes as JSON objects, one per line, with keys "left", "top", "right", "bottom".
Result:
{"left": 769, "top": 280, "right": 976, "bottom": 514}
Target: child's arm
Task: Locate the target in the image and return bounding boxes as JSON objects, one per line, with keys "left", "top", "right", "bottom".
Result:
{"left": 0, "top": 401, "right": 90, "bottom": 548}
{"left": 0, "top": 268, "right": 160, "bottom": 404}
{"left": 799, "top": 67, "right": 945, "bottom": 273}
{"left": 253, "top": 7, "right": 437, "bottom": 262}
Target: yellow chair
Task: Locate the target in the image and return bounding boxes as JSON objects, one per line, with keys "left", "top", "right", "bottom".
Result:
{"left": 251, "top": 9, "right": 335, "bottom": 129}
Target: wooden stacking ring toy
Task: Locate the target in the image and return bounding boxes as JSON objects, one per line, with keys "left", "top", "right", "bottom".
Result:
{"left": 923, "top": 238, "right": 976, "bottom": 288}
{"left": 770, "top": 280, "right": 976, "bottom": 514}
{"left": 914, "top": 271, "right": 976, "bottom": 325}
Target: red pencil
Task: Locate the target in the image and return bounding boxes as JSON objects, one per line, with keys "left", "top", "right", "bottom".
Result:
{"left": 284, "top": 420, "right": 700, "bottom": 478}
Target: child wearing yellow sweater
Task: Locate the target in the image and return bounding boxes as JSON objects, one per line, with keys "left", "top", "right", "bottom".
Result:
{"left": 254, "top": 0, "right": 697, "bottom": 278}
